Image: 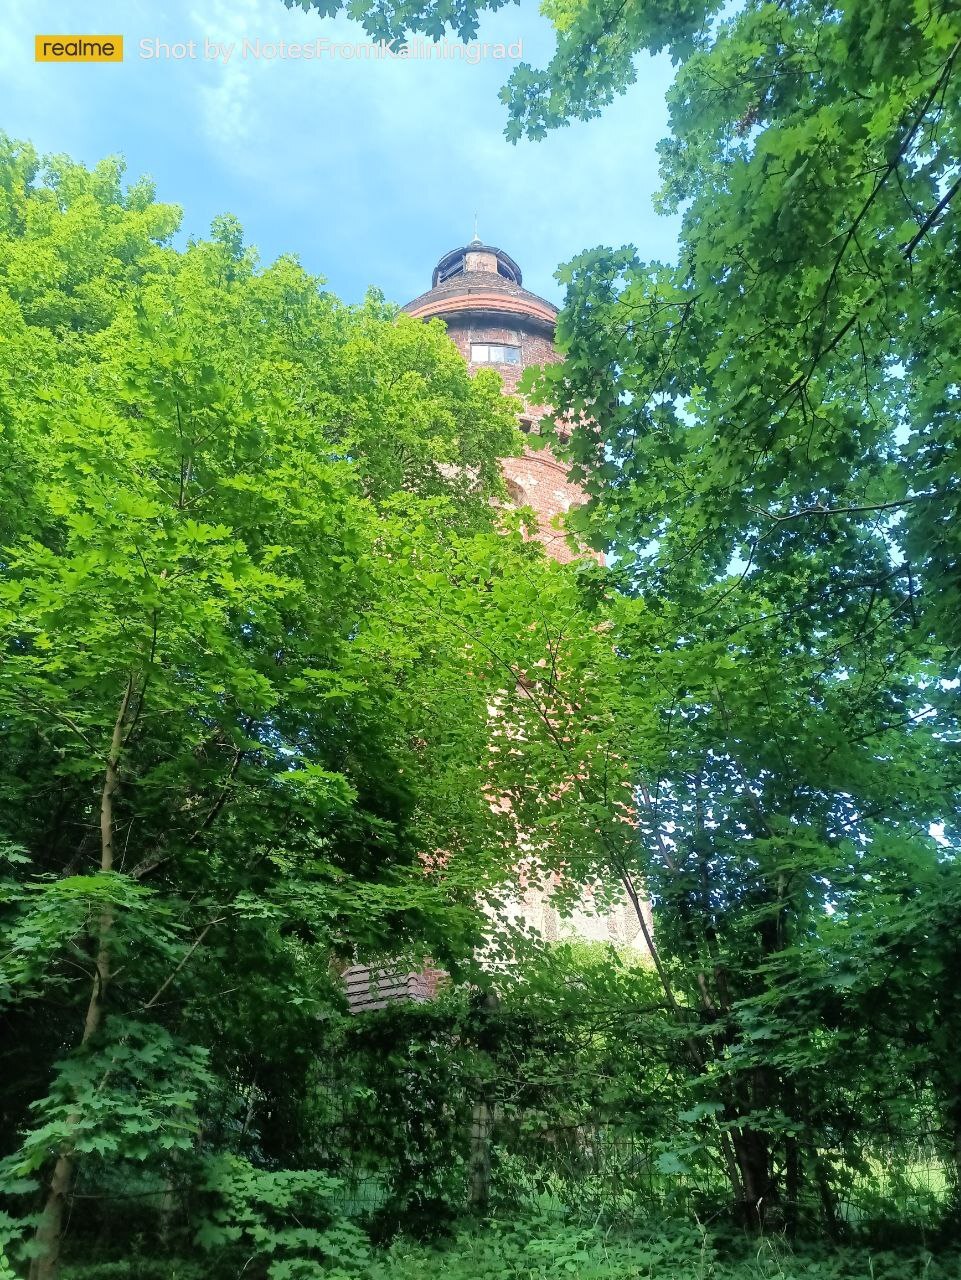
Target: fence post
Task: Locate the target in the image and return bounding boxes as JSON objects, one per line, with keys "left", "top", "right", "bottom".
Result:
{"left": 469, "top": 1097, "right": 493, "bottom": 1212}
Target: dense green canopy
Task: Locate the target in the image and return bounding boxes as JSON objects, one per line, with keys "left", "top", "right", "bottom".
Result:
{"left": 283, "top": 0, "right": 961, "bottom": 1235}
{"left": 6, "top": 0, "right": 961, "bottom": 1264}
{"left": 0, "top": 139, "right": 612, "bottom": 1277}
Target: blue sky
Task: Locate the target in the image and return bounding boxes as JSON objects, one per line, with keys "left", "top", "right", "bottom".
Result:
{"left": 7, "top": 0, "right": 679, "bottom": 306}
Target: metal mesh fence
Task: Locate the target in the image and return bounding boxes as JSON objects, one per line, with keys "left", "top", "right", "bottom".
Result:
{"left": 310, "top": 1063, "right": 952, "bottom": 1234}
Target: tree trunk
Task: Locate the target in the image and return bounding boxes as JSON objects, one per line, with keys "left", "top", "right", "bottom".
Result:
{"left": 29, "top": 678, "right": 134, "bottom": 1280}
{"left": 811, "top": 1145, "right": 841, "bottom": 1240}
{"left": 730, "top": 1123, "right": 771, "bottom": 1231}
{"left": 784, "top": 1078, "right": 801, "bottom": 1236}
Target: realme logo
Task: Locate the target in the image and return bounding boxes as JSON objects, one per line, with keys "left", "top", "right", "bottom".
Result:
{"left": 35, "top": 35, "right": 123, "bottom": 62}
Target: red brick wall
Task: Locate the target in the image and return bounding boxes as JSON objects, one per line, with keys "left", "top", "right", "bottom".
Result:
{"left": 442, "top": 313, "right": 592, "bottom": 565}
{"left": 442, "top": 319, "right": 559, "bottom": 396}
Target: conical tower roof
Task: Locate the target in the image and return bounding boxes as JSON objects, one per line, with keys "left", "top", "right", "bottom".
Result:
{"left": 403, "top": 240, "right": 557, "bottom": 330}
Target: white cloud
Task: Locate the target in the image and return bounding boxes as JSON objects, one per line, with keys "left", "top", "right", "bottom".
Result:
{"left": 187, "top": 0, "right": 285, "bottom": 150}
{"left": 9, "top": 0, "right": 682, "bottom": 306}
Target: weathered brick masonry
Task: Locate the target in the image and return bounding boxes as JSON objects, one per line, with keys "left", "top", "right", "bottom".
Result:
{"left": 404, "top": 239, "right": 650, "bottom": 954}
{"left": 345, "top": 241, "right": 649, "bottom": 1011}
{"left": 404, "top": 239, "right": 588, "bottom": 564}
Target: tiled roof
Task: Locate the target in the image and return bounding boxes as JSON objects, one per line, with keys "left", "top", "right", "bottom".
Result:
{"left": 404, "top": 270, "right": 557, "bottom": 316}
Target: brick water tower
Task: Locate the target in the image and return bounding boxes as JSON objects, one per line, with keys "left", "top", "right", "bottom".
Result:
{"left": 403, "top": 237, "right": 590, "bottom": 565}
{"left": 344, "top": 238, "right": 648, "bottom": 1012}
{"left": 404, "top": 238, "right": 650, "bottom": 952}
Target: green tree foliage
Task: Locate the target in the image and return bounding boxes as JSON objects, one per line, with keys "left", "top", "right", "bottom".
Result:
{"left": 277, "top": 0, "right": 961, "bottom": 1234}
{"left": 10, "top": 0, "right": 961, "bottom": 1255}
{"left": 0, "top": 138, "right": 605, "bottom": 1276}
{"left": 511, "top": 0, "right": 961, "bottom": 1228}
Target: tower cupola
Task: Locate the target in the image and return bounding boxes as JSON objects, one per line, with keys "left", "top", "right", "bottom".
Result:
{"left": 432, "top": 239, "right": 523, "bottom": 287}
{"left": 404, "top": 239, "right": 557, "bottom": 335}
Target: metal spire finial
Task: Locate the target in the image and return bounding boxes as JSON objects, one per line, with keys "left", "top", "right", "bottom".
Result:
{"left": 470, "top": 212, "right": 482, "bottom": 245}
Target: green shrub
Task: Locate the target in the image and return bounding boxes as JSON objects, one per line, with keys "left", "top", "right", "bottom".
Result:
{"left": 192, "top": 1156, "right": 370, "bottom": 1278}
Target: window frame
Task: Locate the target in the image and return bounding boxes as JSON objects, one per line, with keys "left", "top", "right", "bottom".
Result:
{"left": 470, "top": 342, "right": 523, "bottom": 366}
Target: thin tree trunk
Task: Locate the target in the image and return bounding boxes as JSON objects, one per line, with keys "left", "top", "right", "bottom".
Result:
{"left": 785, "top": 1131, "right": 801, "bottom": 1236}
{"left": 784, "top": 1078, "right": 801, "bottom": 1236}
{"left": 620, "top": 857, "right": 765, "bottom": 1222}
{"left": 811, "top": 1144, "right": 841, "bottom": 1241}
{"left": 730, "top": 1120, "right": 770, "bottom": 1231}
{"left": 30, "top": 678, "right": 134, "bottom": 1280}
